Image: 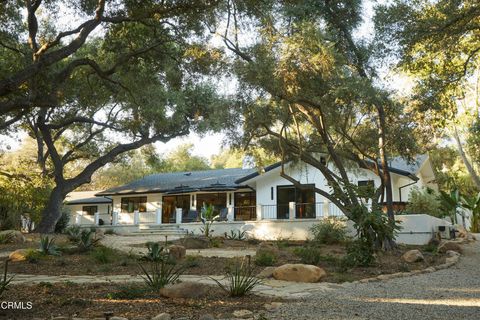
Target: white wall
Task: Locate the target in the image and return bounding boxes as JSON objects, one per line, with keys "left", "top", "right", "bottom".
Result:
{"left": 66, "top": 203, "right": 111, "bottom": 225}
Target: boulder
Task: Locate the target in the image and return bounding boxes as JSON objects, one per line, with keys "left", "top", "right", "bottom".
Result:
{"left": 438, "top": 241, "right": 463, "bottom": 254}
{"left": 446, "top": 250, "right": 461, "bottom": 258}
{"left": 168, "top": 245, "right": 186, "bottom": 260}
{"left": 402, "top": 249, "right": 424, "bottom": 263}
{"left": 9, "top": 249, "right": 29, "bottom": 262}
{"left": 159, "top": 282, "right": 215, "bottom": 299}
{"left": 272, "top": 264, "right": 326, "bottom": 283}
{"left": 152, "top": 313, "right": 171, "bottom": 320}
{"left": 0, "top": 230, "right": 25, "bottom": 244}
{"left": 257, "top": 266, "right": 276, "bottom": 279}
{"left": 180, "top": 236, "right": 210, "bottom": 249}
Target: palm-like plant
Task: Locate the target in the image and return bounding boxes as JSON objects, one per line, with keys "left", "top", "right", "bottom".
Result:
{"left": 439, "top": 188, "right": 462, "bottom": 225}
{"left": 212, "top": 256, "right": 261, "bottom": 297}
{"left": 39, "top": 235, "right": 60, "bottom": 256}
{"left": 200, "top": 203, "right": 219, "bottom": 238}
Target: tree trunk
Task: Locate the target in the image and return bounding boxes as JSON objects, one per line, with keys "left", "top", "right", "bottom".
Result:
{"left": 453, "top": 126, "right": 480, "bottom": 189}
{"left": 35, "top": 185, "right": 69, "bottom": 233}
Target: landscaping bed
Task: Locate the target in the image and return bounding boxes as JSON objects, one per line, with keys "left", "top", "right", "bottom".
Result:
{"left": 2, "top": 282, "right": 280, "bottom": 319}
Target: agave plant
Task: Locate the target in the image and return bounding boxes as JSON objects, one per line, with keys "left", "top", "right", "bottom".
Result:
{"left": 225, "top": 230, "right": 247, "bottom": 241}
{"left": 138, "top": 259, "right": 183, "bottom": 290}
{"left": 212, "top": 256, "right": 261, "bottom": 297}
{"left": 0, "top": 259, "right": 14, "bottom": 298}
{"left": 39, "top": 235, "right": 60, "bottom": 256}
{"left": 77, "top": 229, "right": 99, "bottom": 252}
{"left": 142, "top": 242, "right": 168, "bottom": 262}
{"left": 65, "top": 225, "right": 82, "bottom": 243}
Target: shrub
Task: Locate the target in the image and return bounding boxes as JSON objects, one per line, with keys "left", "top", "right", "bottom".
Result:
{"left": 340, "top": 240, "right": 375, "bottom": 269}
{"left": 225, "top": 230, "right": 246, "bottom": 240}
{"left": 294, "top": 246, "right": 322, "bottom": 265}
{"left": 213, "top": 257, "right": 261, "bottom": 297}
{"left": 138, "top": 259, "right": 183, "bottom": 290}
{"left": 254, "top": 251, "right": 276, "bottom": 266}
{"left": 39, "top": 235, "right": 60, "bottom": 256}
{"left": 77, "top": 229, "right": 99, "bottom": 252}
{"left": 406, "top": 187, "right": 443, "bottom": 217}
{"left": 0, "top": 260, "right": 13, "bottom": 298}
{"left": 183, "top": 255, "right": 200, "bottom": 268}
{"left": 65, "top": 225, "right": 82, "bottom": 243}
{"left": 54, "top": 209, "right": 70, "bottom": 233}
{"left": 0, "top": 232, "right": 13, "bottom": 244}
{"left": 107, "top": 285, "right": 148, "bottom": 300}
{"left": 310, "top": 218, "right": 347, "bottom": 244}
{"left": 91, "top": 246, "right": 116, "bottom": 264}
{"left": 25, "top": 249, "right": 43, "bottom": 263}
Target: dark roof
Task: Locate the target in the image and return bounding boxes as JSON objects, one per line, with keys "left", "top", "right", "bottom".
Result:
{"left": 65, "top": 196, "right": 112, "bottom": 205}
{"left": 235, "top": 155, "right": 428, "bottom": 184}
{"left": 96, "top": 168, "right": 257, "bottom": 196}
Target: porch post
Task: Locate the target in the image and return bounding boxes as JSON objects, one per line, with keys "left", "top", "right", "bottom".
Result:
{"left": 155, "top": 208, "right": 162, "bottom": 225}
{"left": 75, "top": 213, "right": 81, "bottom": 225}
{"left": 133, "top": 210, "right": 140, "bottom": 225}
{"left": 112, "top": 211, "right": 119, "bottom": 225}
{"left": 323, "top": 201, "right": 330, "bottom": 218}
{"left": 175, "top": 208, "right": 183, "bottom": 224}
{"left": 94, "top": 212, "right": 100, "bottom": 225}
{"left": 227, "top": 206, "right": 234, "bottom": 222}
{"left": 256, "top": 204, "right": 263, "bottom": 221}
{"left": 289, "top": 202, "right": 296, "bottom": 220}
{"left": 315, "top": 202, "right": 323, "bottom": 219}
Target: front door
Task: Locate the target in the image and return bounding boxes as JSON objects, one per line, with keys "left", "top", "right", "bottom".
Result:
{"left": 162, "top": 195, "right": 190, "bottom": 223}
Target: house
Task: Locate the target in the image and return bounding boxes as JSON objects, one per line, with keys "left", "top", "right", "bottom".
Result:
{"left": 65, "top": 154, "right": 449, "bottom": 244}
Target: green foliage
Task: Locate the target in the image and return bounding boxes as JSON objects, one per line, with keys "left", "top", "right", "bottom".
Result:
{"left": 461, "top": 192, "right": 480, "bottom": 232}
{"left": 310, "top": 218, "right": 347, "bottom": 244}
{"left": 0, "top": 232, "right": 13, "bottom": 244}
{"left": 39, "top": 235, "right": 60, "bottom": 256}
{"left": 225, "top": 230, "right": 247, "bottom": 241}
{"left": 54, "top": 209, "right": 70, "bottom": 234}
{"left": 91, "top": 246, "right": 117, "bottom": 264}
{"left": 25, "top": 249, "right": 44, "bottom": 263}
{"left": 200, "top": 203, "right": 219, "bottom": 238}
{"left": 138, "top": 259, "right": 183, "bottom": 290}
{"left": 0, "top": 260, "right": 13, "bottom": 298}
{"left": 106, "top": 285, "right": 149, "bottom": 300}
{"left": 340, "top": 239, "right": 375, "bottom": 269}
{"left": 142, "top": 242, "right": 167, "bottom": 262}
{"left": 213, "top": 257, "right": 261, "bottom": 297}
{"left": 77, "top": 229, "right": 98, "bottom": 252}
{"left": 439, "top": 188, "right": 462, "bottom": 224}
{"left": 254, "top": 252, "right": 276, "bottom": 266}
{"left": 65, "top": 225, "right": 82, "bottom": 243}
{"left": 183, "top": 255, "right": 200, "bottom": 268}
{"left": 294, "top": 246, "right": 322, "bottom": 265}
{"left": 405, "top": 187, "right": 443, "bottom": 217}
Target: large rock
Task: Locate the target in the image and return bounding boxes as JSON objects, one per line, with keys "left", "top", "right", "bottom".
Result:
{"left": 168, "top": 245, "right": 186, "bottom": 260}
{"left": 402, "top": 249, "right": 424, "bottom": 263}
{"left": 0, "top": 230, "right": 25, "bottom": 244}
{"left": 438, "top": 241, "right": 463, "bottom": 254}
{"left": 180, "top": 236, "right": 210, "bottom": 249}
{"left": 9, "top": 249, "right": 28, "bottom": 262}
{"left": 159, "top": 282, "right": 215, "bottom": 299}
{"left": 273, "top": 264, "right": 326, "bottom": 283}
{"left": 257, "top": 266, "right": 276, "bottom": 279}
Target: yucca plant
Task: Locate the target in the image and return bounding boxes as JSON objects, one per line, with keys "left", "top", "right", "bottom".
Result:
{"left": 77, "top": 229, "right": 99, "bottom": 252}
{"left": 138, "top": 259, "right": 183, "bottom": 290}
{"left": 39, "top": 235, "right": 60, "bottom": 256}
{"left": 0, "top": 259, "right": 14, "bottom": 298}
{"left": 213, "top": 256, "right": 261, "bottom": 297}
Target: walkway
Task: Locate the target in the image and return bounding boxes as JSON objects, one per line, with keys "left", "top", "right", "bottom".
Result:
{"left": 272, "top": 239, "right": 480, "bottom": 320}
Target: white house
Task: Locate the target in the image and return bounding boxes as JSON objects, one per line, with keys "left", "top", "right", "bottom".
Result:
{"left": 64, "top": 154, "right": 448, "bottom": 244}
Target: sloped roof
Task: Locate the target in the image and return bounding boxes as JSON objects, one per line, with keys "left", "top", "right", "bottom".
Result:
{"left": 96, "top": 168, "right": 256, "bottom": 196}
{"left": 65, "top": 196, "right": 112, "bottom": 205}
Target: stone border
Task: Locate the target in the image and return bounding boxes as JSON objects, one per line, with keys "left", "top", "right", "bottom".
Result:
{"left": 345, "top": 251, "right": 461, "bottom": 285}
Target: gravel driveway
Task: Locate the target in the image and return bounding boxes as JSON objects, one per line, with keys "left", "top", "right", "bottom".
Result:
{"left": 272, "top": 239, "right": 480, "bottom": 320}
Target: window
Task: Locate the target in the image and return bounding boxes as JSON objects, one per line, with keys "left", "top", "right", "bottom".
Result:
{"left": 121, "top": 197, "right": 147, "bottom": 213}
{"left": 234, "top": 192, "right": 256, "bottom": 221}
{"left": 196, "top": 193, "right": 227, "bottom": 215}
{"left": 277, "top": 185, "right": 315, "bottom": 219}
{"left": 162, "top": 195, "right": 190, "bottom": 223}
{"left": 82, "top": 205, "right": 98, "bottom": 216}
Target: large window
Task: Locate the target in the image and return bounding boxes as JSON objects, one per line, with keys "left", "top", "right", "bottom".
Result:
{"left": 162, "top": 195, "right": 190, "bottom": 223}
{"left": 121, "top": 197, "right": 147, "bottom": 213}
{"left": 234, "top": 192, "right": 256, "bottom": 221}
{"left": 277, "top": 185, "right": 315, "bottom": 219}
{"left": 82, "top": 205, "right": 98, "bottom": 216}
{"left": 196, "top": 193, "right": 227, "bottom": 216}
